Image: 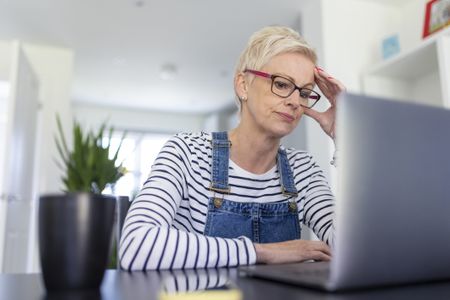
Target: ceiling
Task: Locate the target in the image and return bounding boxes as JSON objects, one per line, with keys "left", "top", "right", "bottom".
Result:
{"left": 0, "top": 0, "right": 306, "bottom": 114}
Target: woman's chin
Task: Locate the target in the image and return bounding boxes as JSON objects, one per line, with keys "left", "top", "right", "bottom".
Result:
{"left": 267, "top": 125, "right": 296, "bottom": 139}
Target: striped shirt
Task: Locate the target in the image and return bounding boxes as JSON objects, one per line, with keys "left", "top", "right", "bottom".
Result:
{"left": 119, "top": 132, "right": 335, "bottom": 271}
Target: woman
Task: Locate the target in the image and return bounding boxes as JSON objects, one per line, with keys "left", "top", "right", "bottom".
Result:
{"left": 119, "top": 26, "right": 345, "bottom": 270}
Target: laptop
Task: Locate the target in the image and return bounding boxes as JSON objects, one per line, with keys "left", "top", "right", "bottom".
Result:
{"left": 239, "top": 93, "right": 450, "bottom": 291}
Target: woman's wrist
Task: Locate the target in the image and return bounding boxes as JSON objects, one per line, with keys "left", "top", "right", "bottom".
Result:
{"left": 254, "top": 243, "right": 267, "bottom": 264}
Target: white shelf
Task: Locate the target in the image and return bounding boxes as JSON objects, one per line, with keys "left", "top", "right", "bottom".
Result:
{"left": 365, "top": 27, "right": 450, "bottom": 79}
{"left": 362, "top": 0, "right": 412, "bottom": 6}
{"left": 363, "top": 27, "right": 450, "bottom": 108}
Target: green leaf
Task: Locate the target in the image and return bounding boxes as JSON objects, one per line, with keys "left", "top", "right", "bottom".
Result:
{"left": 112, "top": 130, "right": 127, "bottom": 163}
{"left": 55, "top": 115, "right": 70, "bottom": 158}
{"left": 54, "top": 116, "right": 127, "bottom": 194}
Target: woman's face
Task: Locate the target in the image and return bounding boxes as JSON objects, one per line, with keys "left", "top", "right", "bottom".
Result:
{"left": 241, "top": 52, "right": 315, "bottom": 139}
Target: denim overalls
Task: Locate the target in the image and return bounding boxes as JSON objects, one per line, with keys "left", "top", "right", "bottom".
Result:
{"left": 204, "top": 132, "right": 301, "bottom": 243}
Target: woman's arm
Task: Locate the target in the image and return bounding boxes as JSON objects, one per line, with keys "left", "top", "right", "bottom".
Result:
{"left": 302, "top": 157, "right": 335, "bottom": 246}
{"left": 119, "top": 136, "right": 257, "bottom": 271}
{"left": 252, "top": 155, "right": 334, "bottom": 264}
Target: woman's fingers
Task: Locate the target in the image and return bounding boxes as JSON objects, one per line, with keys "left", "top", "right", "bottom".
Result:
{"left": 315, "top": 67, "right": 345, "bottom": 90}
{"left": 303, "top": 106, "right": 322, "bottom": 122}
{"left": 316, "top": 242, "right": 332, "bottom": 257}
{"left": 308, "top": 243, "right": 332, "bottom": 261}
{"left": 311, "top": 251, "right": 332, "bottom": 262}
{"left": 314, "top": 69, "right": 332, "bottom": 97}
{"left": 308, "top": 241, "right": 332, "bottom": 254}
{"left": 314, "top": 67, "right": 346, "bottom": 104}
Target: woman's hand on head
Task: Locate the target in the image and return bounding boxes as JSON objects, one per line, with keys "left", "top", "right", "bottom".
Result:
{"left": 254, "top": 240, "right": 332, "bottom": 264}
{"left": 303, "top": 67, "right": 346, "bottom": 140}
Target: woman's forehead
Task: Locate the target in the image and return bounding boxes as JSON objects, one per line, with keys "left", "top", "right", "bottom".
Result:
{"left": 264, "top": 52, "right": 315, "bottom": 68}
{"left": 263, "top": 53, "right": 315, "bottom": 84}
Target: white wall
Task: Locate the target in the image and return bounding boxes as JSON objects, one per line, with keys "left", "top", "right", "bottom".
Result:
{"left": 73, "top": 102, "right": 206, "bottom": 134}
{"left": 21, "top": 43, "right": 74, "bottom": 194}
{"left": 202, "top": 103, "right": 238, "bottom": 132}
{"left": 0, "top": 80, "right": 9, "bottom": 271}
{"left": 0, "top": 41, "right": 13, "bottom": 273}
{"left": 322, "top": 0, "right": 429, "bottom": 92}
{"left": 398, "top": 0, "right": 430, "bottom": 53}
{"left": 0, "top": 41, "right": 11, "bottom": 81}
{"left": 321, "top": 0, "right": 398, "bottom": 93}
{"left": 1, "top": 42, "right": 41, "bottom": 273}
{"left": 20, "top": 42, "right": 74, "bottom": 272}
{"left": 0, "top": 81, "right": 9, "bottom": 191}
{"left": 0, "top": 43, "right": 11, "bottom": 179}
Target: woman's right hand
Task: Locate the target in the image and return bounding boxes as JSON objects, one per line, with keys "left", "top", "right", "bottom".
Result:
{"left": 254, "top": 240, "right": 332, "bottom": 264}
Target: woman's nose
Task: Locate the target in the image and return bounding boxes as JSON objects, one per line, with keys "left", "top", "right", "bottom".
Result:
{"left": 284, "top": 89, "right": 301, "bottom": 108}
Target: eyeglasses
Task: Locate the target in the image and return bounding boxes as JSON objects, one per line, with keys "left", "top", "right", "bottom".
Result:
{"left": 244, "top": 69, "right": 321, "bottom": 109}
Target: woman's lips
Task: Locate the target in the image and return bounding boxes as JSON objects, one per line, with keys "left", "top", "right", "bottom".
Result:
{"left": 277, "top": 112, "right": 295, "bottom": 122}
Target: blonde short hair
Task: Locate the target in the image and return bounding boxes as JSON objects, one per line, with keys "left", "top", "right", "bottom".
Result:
{"left": 234, "top": 26, "right": 317, "bottom": 110}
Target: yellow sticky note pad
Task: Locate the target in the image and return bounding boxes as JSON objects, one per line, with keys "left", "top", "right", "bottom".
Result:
{"left": 159, "top": 288, "right": 242, "bottom": 300}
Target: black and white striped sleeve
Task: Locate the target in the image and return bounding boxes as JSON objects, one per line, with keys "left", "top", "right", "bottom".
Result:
{"left": 119, "top": 136, "right": 256, "bottom": 270}
{"left": 302, "top": 155, "right": 335, "bottom": 246}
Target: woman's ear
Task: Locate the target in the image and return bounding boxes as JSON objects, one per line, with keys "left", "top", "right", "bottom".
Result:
{"left": 234, "top": 72, "right": 248, "bottom": 101}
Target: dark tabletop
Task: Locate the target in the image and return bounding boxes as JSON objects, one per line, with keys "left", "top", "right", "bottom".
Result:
{"left": 1, "top": 268, "right": 450, "bottom": 300}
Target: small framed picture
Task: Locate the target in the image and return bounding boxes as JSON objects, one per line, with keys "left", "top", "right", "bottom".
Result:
{"left": 381, "top": 35, "right": 400, "bottom": 60}
{"left": 423, "top": 0, "right": 450, "bottom": 38}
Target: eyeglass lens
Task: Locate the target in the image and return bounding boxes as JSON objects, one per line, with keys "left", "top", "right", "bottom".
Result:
{"left": 271, "top": 76, "right": 319, "bottom": 108}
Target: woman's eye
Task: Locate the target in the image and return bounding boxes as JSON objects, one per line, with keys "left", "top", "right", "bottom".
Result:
{"left": 274, "top": 81, "right": 291, "bottom": 90}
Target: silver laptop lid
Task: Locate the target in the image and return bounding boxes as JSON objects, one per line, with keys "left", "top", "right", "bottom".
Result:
{"left": 330, "top": 93, "right": 450, "bottom": 290}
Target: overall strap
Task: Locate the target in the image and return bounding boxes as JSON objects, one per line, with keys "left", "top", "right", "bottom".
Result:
{"left": 277, "top": 148, "right": 299, "bottom": 197}
{"left": 210, "top": 132, "right": 231, "bottom": 194}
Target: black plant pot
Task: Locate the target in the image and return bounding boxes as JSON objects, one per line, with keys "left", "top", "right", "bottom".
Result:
{"left": 39, "top": 193, "right": 116, "bottom": 291}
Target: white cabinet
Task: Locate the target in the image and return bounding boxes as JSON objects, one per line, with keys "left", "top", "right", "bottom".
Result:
{"left": 0, "top": 41, "right": 74, "bottom": 273}
{"left": 0, "top": 41, "right": 39, "bottom": 273}
{"left": 363, "top": 27, "right": 450, "bottom": 108}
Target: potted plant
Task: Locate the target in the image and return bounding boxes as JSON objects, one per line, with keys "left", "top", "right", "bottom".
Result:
{"left": 38, "top": 116, "right": 126, "bottom": 291}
